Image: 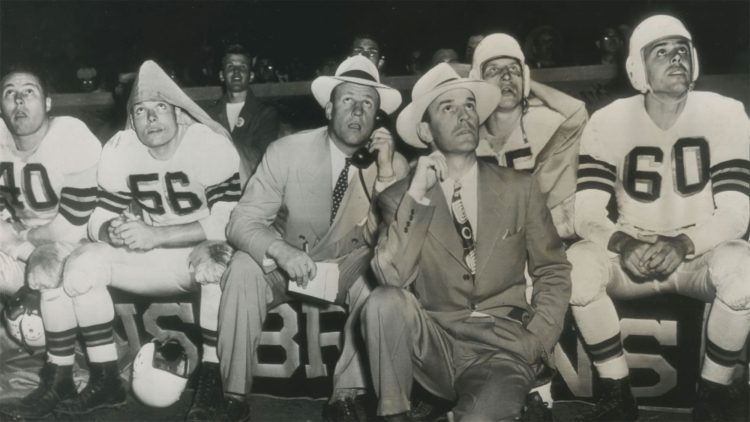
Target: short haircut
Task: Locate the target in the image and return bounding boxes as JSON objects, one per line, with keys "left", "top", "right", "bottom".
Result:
{"left": 1, "top": 65, "right": 48, "bottom": 97}
{"left": 352, "top": 34, "right": 379, "bottom": 48}
{"left": 221, "top": 44, "right": 252, "bottom": 67}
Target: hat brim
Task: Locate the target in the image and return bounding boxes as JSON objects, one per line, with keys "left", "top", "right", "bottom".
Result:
{"left": 396, "top": 79, "right": 502, "bottom": 149}
{"left": 311, "top": 76, "right": 402, "bottom": 115}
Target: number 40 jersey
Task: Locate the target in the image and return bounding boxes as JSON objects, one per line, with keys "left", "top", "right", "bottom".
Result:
{"left": 89, "top": 123, "right": 241, "bottom": 242}
{"left": 576, "top": 91, "right": 750, "bottom": 256}
{"left": 0, "top": 116, "right": 100, "bottom": 239}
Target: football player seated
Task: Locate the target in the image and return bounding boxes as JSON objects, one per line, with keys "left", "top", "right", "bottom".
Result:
{"left": 2, "top": 60, "right": 241, "bottom": 420}
{"left": 0, "top": 67, "right": 100, "bottom": 392}
{"left": 470, "top": 33, "right": 588, "bottom": 240}
{"left": 569, "top": 15, "right": 750, "bottom": 422}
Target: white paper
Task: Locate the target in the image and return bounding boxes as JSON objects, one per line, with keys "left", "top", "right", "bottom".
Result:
{"left": 288, "top": 262, "right": 339, "bottom": 303}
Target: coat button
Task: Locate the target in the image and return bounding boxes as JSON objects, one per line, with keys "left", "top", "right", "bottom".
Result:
{"left": 522, "top": 312, "right": 530, "bottom": 325}
{"left": 470, "top": 303, "right": 477, "bottom": 310}
{"left": 462, "top": 274, "right": 470, "bottom": 281}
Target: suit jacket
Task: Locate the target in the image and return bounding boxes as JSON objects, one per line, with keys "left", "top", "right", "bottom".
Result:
{"left": 227, "top": 126, "right": 408, "bottom": 302}
{"left": 373, "top": 159, "right": 571, "bottom": 363}
{"left": 207, "top": 93, "right": 280, "bottom": 179}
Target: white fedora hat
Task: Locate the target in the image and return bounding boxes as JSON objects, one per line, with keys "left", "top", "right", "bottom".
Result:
{"left": 396, "top": 63, "right": 501, "bottom": 149}
{"left": 311, "top": 55, "right": 402, "bottom": 114}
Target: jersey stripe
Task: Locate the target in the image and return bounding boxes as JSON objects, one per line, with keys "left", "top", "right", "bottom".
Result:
{"left": 205, "top": 173, "right": 241, "bottom": 208}
{"left": 57, "top": 186, "right": 98, "bottom": 225}
{"left": 577, "top": 155, "right": 616, "bottom": 194}
{"left": 711, "top": 159, "right": 750, "bottom": 196}
{"left": 96, "top": 190, "right": 133, "bottom": 214}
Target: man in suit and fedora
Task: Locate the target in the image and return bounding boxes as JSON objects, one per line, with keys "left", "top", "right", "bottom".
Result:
{"left": 363, "top": 63, "right": 571, "bottom": 421}
{"left": 217, "top": 55, "right": 408, "bottom": 422}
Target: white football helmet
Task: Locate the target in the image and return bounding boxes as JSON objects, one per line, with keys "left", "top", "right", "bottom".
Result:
{"left": 626, "top": 14, "right": 699, "bottom": 93}
{"left": 3, "top": 285, "right": 45, "bottom": 349}
{"left": 470, "top": 33, "right": 531, "bottom": 98}
{"left": 132, "top": 335, "right": 198, "bottom": 407}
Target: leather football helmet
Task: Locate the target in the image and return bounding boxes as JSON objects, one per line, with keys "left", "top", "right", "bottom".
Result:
{"left": 131, "top": 333, "right": 199, "bottom": 407}
{"left": 3, "top": 285, "right": 45, "bottom": 349}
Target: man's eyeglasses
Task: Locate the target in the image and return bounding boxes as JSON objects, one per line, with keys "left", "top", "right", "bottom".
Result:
{"left": 352, "top": 48, "right": 380, "bottom": 59}
{"left": 482, "top": 63, "right": 523, "bottom": 79}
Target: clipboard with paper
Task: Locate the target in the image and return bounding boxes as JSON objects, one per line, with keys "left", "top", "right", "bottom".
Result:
{"left": 287, "top": 262, "right": 340, "bottom": 304}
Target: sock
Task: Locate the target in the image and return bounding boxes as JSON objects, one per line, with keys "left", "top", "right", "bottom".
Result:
{"left": 702, "top": 299, "right": 750, "bottom": 385}
{"left": 199, "top": 283, "right": 221, "bottom": 363}
{"left": 41, "top": 287, "right": 78, "bottom": 366}
{"left": 71, "top": 284, "right": 117, "bottom": 363}
{"left": 573, "top": 295, "right": 628, "bottom": 380}
{"left": 80, "top": 321, "right": 117, "bottom": 362}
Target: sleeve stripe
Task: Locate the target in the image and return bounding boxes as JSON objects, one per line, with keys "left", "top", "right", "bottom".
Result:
{"left": 711, "top": 159, "right": 750, "bottom": 174}
{"left": 60, "top": 195, "right": 97, "bottom": 212}
{"left": 60, "top": 186, "right": 98, "bottom": 198}
{"left": 95, "top": 190, "right": 132, "bottom": 214}
{"left": 58, "top": 206, "right": 90, "bottom": 226}
{"left": 577, "top": 180, "right": 615, "bottom": 195}
{"left": 711, "top": 170, "right": 750, "bottom": 184}
{"left": 713, "top": 180, "right": 750, "bottom": 196}
{"left": 579, "top": 155, "right": 616, "bottom": 173}
{"left": 578, "top": 167, "right": 616, "bottom": 182}
{"left": 206, "top": 173, "right": 241, "bottom": 208}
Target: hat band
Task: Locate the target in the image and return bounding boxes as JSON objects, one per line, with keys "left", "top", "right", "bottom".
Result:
{"left": 339, "top": 69, "right": 377, "bottom": 82}
{"left": 435, "top": 77, "right": 458, "bottom": 87}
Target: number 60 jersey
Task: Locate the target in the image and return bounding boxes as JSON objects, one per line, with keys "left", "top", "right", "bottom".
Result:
{"left": 0, "top": 116, "right": 100, "bottom": 238}
{"left": 576, "top": 91, "right": 750, "bottom": 256}
{"left": 88, "top": 123, "right": 241, "bottom": 241}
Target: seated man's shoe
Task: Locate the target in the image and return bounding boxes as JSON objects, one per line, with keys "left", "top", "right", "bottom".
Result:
{"left": 186, "top": 362, "right": 225, "bottom": 422}
{"left": 575, "top": 377, "right": 637, "bottom": 422}
{"left": 521, "top": 391, "right": 553, "bottom": 422}
{"left": 55, "top": 361, "right": 127, "bottom": 415}
{"left": 693, "top": 378, "right": 733, "bottom": 422}
{"left": 322, "top": 396, "right": 367, "bottom": 422}
{"left": 224, "top": 395, "right": 251, "bottom": 422}
{"left": 0, "top": 362, "right": 77, "bottom": 419}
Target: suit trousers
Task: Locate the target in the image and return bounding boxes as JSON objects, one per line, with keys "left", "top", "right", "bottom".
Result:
{"left": 217, "top": 250, "right": 370, "bottom": 397}
{"left": 362, "top": 286, "right": 536, "bottom": 421}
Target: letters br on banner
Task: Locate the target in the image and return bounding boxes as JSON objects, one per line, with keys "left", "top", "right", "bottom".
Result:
{"left": 114, "top": 293, "right": 707, "bottom": 406}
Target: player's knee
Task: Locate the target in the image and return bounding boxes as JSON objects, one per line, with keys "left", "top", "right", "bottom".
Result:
{"left": 27, "top": 242, "right": 79, "bottom": 291}
{"left": 62, "top": 242, "right": 112, "bottom": 297}
{"left": 568, "top": 240, "right": 610, "bottom": 307}
{"left": 189, "top": 240, "right": 234, "bottom": 285}
{"left": 710, "top": 240, "right": 750, "bottom": 311}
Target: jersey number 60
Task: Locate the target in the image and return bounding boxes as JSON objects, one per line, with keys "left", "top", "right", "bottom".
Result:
{"left": 623, "top": 137, "right": 709, "bottom": 202}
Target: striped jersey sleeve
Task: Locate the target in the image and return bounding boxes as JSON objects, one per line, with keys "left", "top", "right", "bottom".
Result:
{"left": 205, "top": 172, "right": 242, "bottom": 209}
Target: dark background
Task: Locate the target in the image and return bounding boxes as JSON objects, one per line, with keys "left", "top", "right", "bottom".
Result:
{"left": 1, "top": 0, "right": 748, "bottom": 93}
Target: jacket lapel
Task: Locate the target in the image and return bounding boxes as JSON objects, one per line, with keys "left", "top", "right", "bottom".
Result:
{"left": 475, "top": 162, "right": 511, "bottom": 276}
{"left": 215, "top": 97, "right": 231, "bottom": 132}
{"left": 297, "top": 130, "right": 333, "bottom": 241}
{"left": 427, "top": 184, "right": 466, "bottom": 268}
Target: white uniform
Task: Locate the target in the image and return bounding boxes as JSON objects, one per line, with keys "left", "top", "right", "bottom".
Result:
{"left": 477, "top": 106, "right": 565, "bottom": 171}
{"left": 576, "top": 92, "right": 749, "bottom": 255}
{"left": 0, "top": 116, "right": 100, "bottom": 294}
{"left": 81, "top": 123, "right": 241, "bottom": 295}
{"left": 571, "top": 92, "right": 750, "bottom": 305}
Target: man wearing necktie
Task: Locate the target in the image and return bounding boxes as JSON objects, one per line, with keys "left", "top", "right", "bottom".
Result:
{"left": 365, "top": 63, "right": 571, "bottom": 421}
{"left": 217, "top": 55, "right": 408, "bottom": 422}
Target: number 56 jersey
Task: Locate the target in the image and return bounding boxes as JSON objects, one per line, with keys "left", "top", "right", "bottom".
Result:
{"left": 576, "top": 91, "right": 750, "bottom": 256}
{"left": 89, "top": 123, "right": 241, "bottom": 241}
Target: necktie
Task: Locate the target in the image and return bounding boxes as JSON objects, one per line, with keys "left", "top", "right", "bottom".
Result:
{"left": 451, "top": 181, "right": 476, "bottom": 276}
{"left": 331, "top": 157, "right": 352, "bottom": 224}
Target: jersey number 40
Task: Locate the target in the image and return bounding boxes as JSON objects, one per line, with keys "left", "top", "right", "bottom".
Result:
{"left": 0, "top": 162, "right": 57, "bottom": 211}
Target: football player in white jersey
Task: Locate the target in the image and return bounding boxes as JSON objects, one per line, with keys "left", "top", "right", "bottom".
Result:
{"left": 569, "top": 15, "right": 750, "bottom": 421}
{"left": 470, "top": 33, "right": 588, "bottom": 240}
{"left": 1, "top": 60, "right": 241, "bottom": 420}
{"left": 0, "top": 69, "right": 100, "bottom": 295}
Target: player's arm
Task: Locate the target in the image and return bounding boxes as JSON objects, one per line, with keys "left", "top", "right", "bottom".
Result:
{"left": 113, "top": 219, "right": 207, "bottom": 251}
{"left": 680, "top": 108, "right": 750, "bottom": 257}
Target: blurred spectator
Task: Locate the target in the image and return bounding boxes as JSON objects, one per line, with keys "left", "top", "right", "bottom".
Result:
{"left": 595, "top": 26, "right": 625, "bottom": 65}
{"left": 350, "top": 34, "right": 385, "bottom": 73}
{"left": 316, "top": 56, "right": 339, "bottom": 77}
{"left": 430, "top": 48, "right": 459, "bottom": 68}
{"left": 465, "top": 34, "right": 485, "bottom": 63}
{"left": 254, "top": 56, "right": 281, "bottom": 83}
{"left": 75, "top": 66, "right": 104, "bottom": 93}
{"left": 524, "top": 25, "right": 564, "bottom": 68}
{"left": 406, "top": 49, "right": 426, "bottom": 75}
{"left": 206, "top": 44, "right": 281, "bottom": 181}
